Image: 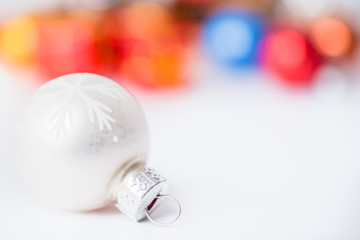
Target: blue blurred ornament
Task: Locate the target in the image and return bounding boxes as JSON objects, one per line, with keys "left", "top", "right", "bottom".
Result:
{"left": 202, "top": 9, "right": 265, "bottom": 67}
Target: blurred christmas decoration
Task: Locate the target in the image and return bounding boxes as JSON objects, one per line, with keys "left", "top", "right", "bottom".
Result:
{"left": 119, "top": 38, "right": 185, "bottom": 88}
{"left": 172, "top": 0, "right": 206, "bottom": 23}
{"left": 36, "top": 11, "right": 101, "bottom": 79}
{"left": 109, "top": 2, "right": 186, "bottom": 88}
{"left": 0, "top": 0, "right": 359, "bottom": 90}
{"left": 209, "top": 0, "right": 277, "bottom": 15}
{"left": 309, "top": 17, "right": 355, "bottom": 59}
{"left": 202, "top": 9, "right": 265, "bottom": 68}
{"left": 263, "top": 28, "right": 321, "bottom": 87}
{"left": 171, "top": 0, "right": 206, "bottom": 44}
{"left": 122, "top": 2, "right": 172, "bottom": 41}
{"left": 0, "top": 15, "right": 38, "bottom": 64}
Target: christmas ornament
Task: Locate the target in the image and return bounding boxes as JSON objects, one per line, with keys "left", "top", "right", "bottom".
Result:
{"left": 14, "top": 73, "right": 181, "bottom": 225}
{"left": 202, "top": 9, "right": 265, "bottom": 68}
{"left": 309, "top": 17, "right": 354, "bottom": 59}
{"left": 37, "top": 12, "right": 100, "bottom": 79}
{"left": 263, "top": 28, "right": 321, "bottom": 87}
{"left": 104, "top": 4, "right": 185, "bottom": 89}
{"left": 119, "top": 38, "right": 185, "bottom": 89}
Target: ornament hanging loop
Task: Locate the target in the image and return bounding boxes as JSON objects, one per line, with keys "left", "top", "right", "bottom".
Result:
{"left": 145, "top": 194, "right": 182, "bottom": 226}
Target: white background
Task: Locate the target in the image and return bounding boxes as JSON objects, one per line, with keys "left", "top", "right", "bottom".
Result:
{"left": 1, "top": 1, "right": 360, "bottom": 239}
{"left": 1, "top": 53, "right": 360, "bottom": 239}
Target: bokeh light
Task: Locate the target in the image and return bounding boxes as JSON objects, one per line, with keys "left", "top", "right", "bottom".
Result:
{"left": 0, "top": 15, "right": 38, "bottom": 64}
{"left": 263, "top": 28, "right": 321, "bottom": 87}
{"left": 0, "top": 0, "right": 358, "bottom": 90}
{"left": 2, "top": 1, "right": 360, "bottom": 239}
{"left": 202, "top": 9, "right": 265, "bottom": 68}
{"left": 310, "top": 17, "right": 354, "bottom": 58}
{"left": 36, "top": 11, "right": 100, "bottom": 79}
{"left": 123, "top": 1, "right": 172, "bottom": 40}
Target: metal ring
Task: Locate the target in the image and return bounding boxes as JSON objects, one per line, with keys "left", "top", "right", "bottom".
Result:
{"left": 145, "top": 194, "right": 182, "bottom": 226}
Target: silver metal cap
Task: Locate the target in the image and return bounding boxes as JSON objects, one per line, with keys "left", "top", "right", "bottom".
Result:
{"left": 115, "top": 165, "right": 169, "bottom": 222}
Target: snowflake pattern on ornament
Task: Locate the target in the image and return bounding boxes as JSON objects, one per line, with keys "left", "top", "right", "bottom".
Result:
{"left": 30, "top": 74, "right": 124, "bottom": 138}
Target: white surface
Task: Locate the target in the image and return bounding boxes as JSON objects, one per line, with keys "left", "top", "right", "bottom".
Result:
{"left": 1, "top": 55, "right": 360, "bottom": 239}
{"left": 0, "top": 1, "right": 359, "bottom": 239}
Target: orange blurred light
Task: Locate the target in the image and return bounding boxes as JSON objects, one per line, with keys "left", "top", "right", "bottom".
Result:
{"left": 310, "top": 17, "right": 353, "bottom": 58}
{"left": 103, "top": 4, "right": 185, "bottom": 89}
{"left": 123, "top": 2, "right": 172, "bottom": 40}
{"left": 120, "top": 38, "right": 185, "bottom": 89}
{"left": 0, "top": 15, "right": 38, "bottom": 64}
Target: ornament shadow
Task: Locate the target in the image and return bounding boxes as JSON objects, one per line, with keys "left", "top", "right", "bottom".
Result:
{"left": 89, "top": 204, "right": 120, "bottom": 215}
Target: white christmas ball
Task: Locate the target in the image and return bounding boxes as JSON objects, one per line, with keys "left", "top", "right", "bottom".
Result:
{"left": 14, "top": 73, "right": 149, "bottom": 211}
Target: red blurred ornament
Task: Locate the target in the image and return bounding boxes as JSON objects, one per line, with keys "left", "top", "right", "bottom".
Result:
{"left": 95, "top": 9, "right": 125, "bottom": 75}
{"left": 263, "top": 28, "right": 321, "bottom": 87}
{"left": 36, "top": 11, "right": 100, "bottom": 79}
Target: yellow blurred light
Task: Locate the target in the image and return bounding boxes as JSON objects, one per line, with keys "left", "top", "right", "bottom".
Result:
{"left": 0, "top": 15, "right": 38, "bottom": 64}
